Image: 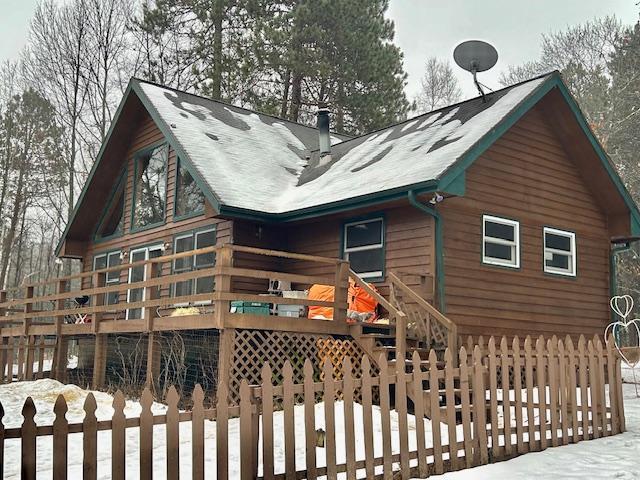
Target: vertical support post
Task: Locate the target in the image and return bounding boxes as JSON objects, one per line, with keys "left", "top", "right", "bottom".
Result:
{"left": 217, "top": 328, "right": 236, "bottom": 402}
{"left": 54, "top": 280, "right": 69, "bottom": 382}
{"left": 214, "top": 246, "right": 233, "bottom": 329}
{"left": 396, "top": 311, "right": 407, "bottom": 364}
{"left": 0, "top": 290, "right": 7, "bottom": 383}
{"left": 144, "top": 261, "right": 160, "bottom": 389}
{"left": 92, "top": 272, "right": 107, "bottom": 389}
{"left": 23, "top": 286, "right": 34, "bottom": 380}
{"left": 333, "top": 260, "right": 349, "bottom": 324}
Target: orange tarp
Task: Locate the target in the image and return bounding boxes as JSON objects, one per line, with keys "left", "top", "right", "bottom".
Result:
{"left": 307, "top": 280, "right": 379, "bottom": 320}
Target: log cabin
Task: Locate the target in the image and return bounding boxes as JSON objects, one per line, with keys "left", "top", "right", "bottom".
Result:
{"left": 2, "top": 70, "right": 638, "bottom": 397}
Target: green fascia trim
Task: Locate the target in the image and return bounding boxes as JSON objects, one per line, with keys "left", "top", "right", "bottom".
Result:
{"left": 407, "top": 190, "right": 445, "bottom": 313}
{"left": 129, "top": 141, "right": 169, "bottom": 234}
{"left": 438, "top": 171, "right": 465, "bottom": 196}
{"left": 218, "top": 180, "right": 439, "bottom": 224}
{"left": 437, "top": 71, "right": 640, "bottom": 235}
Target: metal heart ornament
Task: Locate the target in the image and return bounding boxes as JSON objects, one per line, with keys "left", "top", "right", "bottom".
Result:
{"left": 605, "top": 319, "right": 640, "bottom": 368}
{"left": 610, "top": 295, "right": 634, "bottom": 321}
{"left": 607, "top": 295, "right": 640, "bottom": 368}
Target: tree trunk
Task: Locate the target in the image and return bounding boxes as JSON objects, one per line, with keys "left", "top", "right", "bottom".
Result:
{"left": 0, "top": 173, "right": 25, "bottom": 289}
{"left": 290, "top": 72, "right": 303, "bottom": 122}
{"left": 336, "top": 81, "right": 345, "bottom": 133}
{"left": 211, "top": 0, "right": 224, "bottom": 100}
{"left": 280, "top": 69, "right": 291, "bottom": 118}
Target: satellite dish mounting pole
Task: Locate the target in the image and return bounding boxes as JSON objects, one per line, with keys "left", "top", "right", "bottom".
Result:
{"left": 471, "top": 64, "right": 486, "bottom": 102}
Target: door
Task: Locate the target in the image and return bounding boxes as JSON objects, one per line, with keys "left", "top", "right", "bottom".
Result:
{"left": 127, "top": 244, "right": 163, "bottom": 319}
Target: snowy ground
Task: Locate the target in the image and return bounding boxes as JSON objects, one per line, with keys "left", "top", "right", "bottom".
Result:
{"left": 1, "top": 367, "right": 640, "bottom": 479}
{"left": 429, "top": 367, "right": 640, "bottom": 480}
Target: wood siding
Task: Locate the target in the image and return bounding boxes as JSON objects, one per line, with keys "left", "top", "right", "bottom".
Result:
{"left": 81, "top": 110, "right": 232, "bottom": 298}
{"left": 440, "top": 105, "right": 611, "bottom": 339}
{"left": 283, "top": 206, "right": 435, "bottom": 298}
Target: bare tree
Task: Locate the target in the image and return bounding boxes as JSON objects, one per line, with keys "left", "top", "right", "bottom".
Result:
{"left": 23, "top": 0, "right": 91, "bottom": 226}
{"left": 414, "top": 57, "right": 462, "bottom": 113}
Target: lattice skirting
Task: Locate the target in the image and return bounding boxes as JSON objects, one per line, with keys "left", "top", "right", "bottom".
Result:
{"left": 228, "top": 329, "right": 373, "bottom": 405}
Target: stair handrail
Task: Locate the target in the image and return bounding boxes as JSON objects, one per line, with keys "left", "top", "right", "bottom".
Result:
{"left": 349, "top": 270, "right": 408, "bottom": 361}
{"left": 388, "top": 271, "right": 458, "bottom": 359}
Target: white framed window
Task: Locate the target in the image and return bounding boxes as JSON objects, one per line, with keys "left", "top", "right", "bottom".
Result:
{"left": 172, "top": 227, "right": 217, "bottom": 304}
{"left": 343, "top": 217, "right": 384, "bottom": 280}
{"left": 93, "top": 250, "right": 121, "bottom": 305}
{"left": 482, "top": 215, "right": 520, "bottom": 268}
{"left": 543, "top": 227, "right": 576, "bottom": 277}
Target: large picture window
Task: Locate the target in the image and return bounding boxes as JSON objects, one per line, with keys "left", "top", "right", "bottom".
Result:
{"left": 543, "top": 227, "right": 576, "bottom": 276}
{"left": 482, "top": 215, "right": 520, "bottom": 268}
{"left": 173, "top": 227, "right": 217, "bottom": 302}
{"left": 132, "top": 144, "right": 168, "bottom": 230}
{"left": 175, "top": 158, "right": 205, "bottom": 219}
{"left": 93, "top": 250, "right": 121, "bottom": 305}
{"left": 343, "top": 217, "right": 384, "bottom": 280}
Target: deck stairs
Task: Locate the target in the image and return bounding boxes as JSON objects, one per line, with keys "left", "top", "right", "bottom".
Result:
{"left": 349, "top": 271, "right": 488, "bottom": 424}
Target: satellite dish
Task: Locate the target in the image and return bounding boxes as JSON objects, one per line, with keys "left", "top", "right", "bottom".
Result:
{"left": 453, "top": 40, "right": 498, "bottom": 102}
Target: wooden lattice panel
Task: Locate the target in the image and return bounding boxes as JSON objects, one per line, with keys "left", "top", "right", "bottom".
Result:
{"left": 392, "top": 285, "right": 448, "bottom": 348}
{"left": 229, "top": 329, "right": 330, "bottom": 404}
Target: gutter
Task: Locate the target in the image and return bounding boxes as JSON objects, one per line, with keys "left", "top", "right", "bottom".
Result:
{"left": 610, "top": 240, "right": 633, "bottom": 309}
{"left": 408, "top": 190, "right": 446, "bottom": 312}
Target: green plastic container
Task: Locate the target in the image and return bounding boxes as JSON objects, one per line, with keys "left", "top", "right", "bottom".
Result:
{"left": 230, "top": 301, "right": 270, "bottom": 315}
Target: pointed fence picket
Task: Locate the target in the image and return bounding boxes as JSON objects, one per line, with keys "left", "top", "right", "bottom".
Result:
{"left": 0, "top": 334, "right": 626, "bottom": 480}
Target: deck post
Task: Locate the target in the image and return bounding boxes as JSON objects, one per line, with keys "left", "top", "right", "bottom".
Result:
{"left": 53, "top": 280, "right": 69, "bottom": 382}
{"left": 214, "top": 246, "right": 233, "bottom": 329}
{"left": 23, "top": 286, "right": 35, "bottom": 380}
{"left": 333, "top": 260, "right": 349, "bottom": 324}
{"left": 0, "top": 290, "right": 7, "bottom": 382}
{"left": 144, "top": 261, "right": 160, "bottom": 389}
{"left": 92, "top": 272, "right": 107, "bottom": 389}
{"left": 217, "top": 328, "right": 236, "bottom": 401}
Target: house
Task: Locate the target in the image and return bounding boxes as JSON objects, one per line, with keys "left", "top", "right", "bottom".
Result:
{"left": 3, "top": 70, "right": 637, "bottom": 396}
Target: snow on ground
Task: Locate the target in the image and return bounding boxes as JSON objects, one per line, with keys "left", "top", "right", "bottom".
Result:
{"left": 428, "top": 367, "right": 640, "bottom": 480}
{"left": 2, "top": 366, "right": 640, "bottom": 479}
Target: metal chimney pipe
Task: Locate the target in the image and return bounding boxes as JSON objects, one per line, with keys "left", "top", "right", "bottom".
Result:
{"left": 316, "top": 106, "right": 331, "bottom": 156}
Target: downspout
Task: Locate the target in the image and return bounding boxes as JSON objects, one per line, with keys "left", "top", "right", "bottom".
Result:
{"left": 610, "top": 241, "right": 632, "bottom": 320}
{"left": 408, "top": 190, "right": 446, "bottom": 312}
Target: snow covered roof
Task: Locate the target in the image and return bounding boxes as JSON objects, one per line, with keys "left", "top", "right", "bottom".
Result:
{"left": 135, "top": 74, "right": 550, "bottom": 215}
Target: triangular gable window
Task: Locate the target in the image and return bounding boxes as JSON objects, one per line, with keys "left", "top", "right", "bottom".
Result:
{"left": 96, "top": 170, "right": 125, "bottom": 239}
{"left": 175, "top": 158, "right": 205, "bottom": 219}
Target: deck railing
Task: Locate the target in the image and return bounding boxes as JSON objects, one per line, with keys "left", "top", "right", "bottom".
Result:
{"left": 0, "top": 244, "right": 350, "bottom": 339}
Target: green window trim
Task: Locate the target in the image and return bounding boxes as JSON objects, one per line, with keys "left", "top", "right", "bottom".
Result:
{"left": 130, "top": 141, "right": 169, "bottom": 234}
{"left": 173, "top": 156, "right": 206, "bottom": 221}
{"left": 93, "top": 168, "right": 127, "bottom": 242}
{"left": 340, "top": 214, "right": 386, "bottom": 283}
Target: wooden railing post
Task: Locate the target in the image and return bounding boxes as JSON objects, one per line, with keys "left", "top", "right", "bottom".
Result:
{"left": 395, "top": 311, "right": 408, "bottom": 363}
{"left": 92, "top": 272, "right": 107, "bottom": 389}
{"left": 144, "top": 261, "right": 160, "bottom": 389}
{"left": 214, "top": 246, "right": 233, "bottom": 329}
{"left": 0, "top": 290, "right": 7, "bottom": 383}
{"left": 53, "top": 280, "right": 69, "bottom": 382}
{"left": 23, "top": 286, "right": 35, "bottom": 380}
{"left": 333, "top": 260, "right": 349, "bottom": 323}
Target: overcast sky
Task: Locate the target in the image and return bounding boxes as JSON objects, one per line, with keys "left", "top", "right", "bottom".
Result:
{"left": 1, "top": 0, "right": 639, "bottom": 101}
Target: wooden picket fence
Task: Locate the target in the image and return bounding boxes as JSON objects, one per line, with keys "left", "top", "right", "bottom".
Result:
{"left": 0, "top": 334, "right": 57, "bottom": 383}
{"left": 0, "top": 334, "right": 626, "bottom": 479}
